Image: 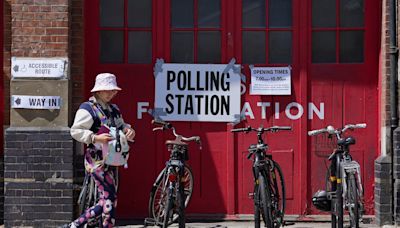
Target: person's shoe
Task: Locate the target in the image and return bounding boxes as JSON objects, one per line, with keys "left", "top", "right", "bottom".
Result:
{"left": 59, "top": 224, "right": 71, "bottom": 228}
{"left": 59, "top": 223, "right": 77, "bottom": 228}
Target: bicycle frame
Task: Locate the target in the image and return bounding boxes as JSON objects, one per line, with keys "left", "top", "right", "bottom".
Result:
{"left": 251, "top": 133, "right": 273, "bottom": 191}
{"left": 164, "top": 159, "right": 185, "bottom": 196}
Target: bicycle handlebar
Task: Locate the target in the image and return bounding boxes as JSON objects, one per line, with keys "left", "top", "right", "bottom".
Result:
{"left": 151, "top": 120, "right": 202, "bottom": 147}
{"left": 308, "top": 123, "right": 367, "bottom": 136}
{"left": 231, "top": 125, "right": 292, "bottom": 133}
{"left": 152, "top": 119, "right": 172, "bottom": 129}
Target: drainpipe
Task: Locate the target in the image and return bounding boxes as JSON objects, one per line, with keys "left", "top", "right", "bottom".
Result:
{"left": 389, "top": 0, "right": 399, "bottom": 224}
{"left": 389, "top": 0, "right": 398, "bottom": 128}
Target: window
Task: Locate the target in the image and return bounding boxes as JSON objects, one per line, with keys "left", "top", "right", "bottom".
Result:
{"left": 170, "top": 0, "right": 222, "bottom": 63}
{"left": 242, "top": 0, "right": 292, "bottom": 64}
{"left": 312, "top": 0, "right": 364, "bottom": 63}
{"left": 99, "top": 0, "right": 152, "bottom": 64}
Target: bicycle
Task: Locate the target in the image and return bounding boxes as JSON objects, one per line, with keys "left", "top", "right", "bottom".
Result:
{"left": 231, "top": 125, "right": 291, "bottom": 228}
{"left": 145, "top": 120, "right": 201, "bottom": 228}
{"left": 77, "top": 167, "right": 119, "bottom": 228}
{"left": 308, "top": 123, "right": 366, "bottom": 228}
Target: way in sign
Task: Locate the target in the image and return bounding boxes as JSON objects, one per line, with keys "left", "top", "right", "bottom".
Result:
{"left": 29, "top": 97, "right": 58, "bottom": 107}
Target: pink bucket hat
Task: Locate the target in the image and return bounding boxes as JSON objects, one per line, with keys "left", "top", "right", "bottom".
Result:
{"left": 91, "top": 73, "right": 122, "bottom": 92}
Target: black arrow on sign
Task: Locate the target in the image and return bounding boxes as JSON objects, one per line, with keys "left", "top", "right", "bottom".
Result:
{"left": 15, "top": 98, "right": 21, "bottom": 105}
{"left": 13, "top": 65, "right": 19, "bottom": 72}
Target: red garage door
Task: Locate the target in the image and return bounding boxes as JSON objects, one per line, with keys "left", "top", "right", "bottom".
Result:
{"left": 84, "top": 0, "right": 380, "bottom": 218}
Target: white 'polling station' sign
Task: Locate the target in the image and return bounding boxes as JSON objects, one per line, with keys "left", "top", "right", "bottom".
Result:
{"left": 11, "top": 57, "right": 67, "bottom": 78}
{"left": 11, "top": 95, "right": 61, "bottom": 109}
{"left": 154, "top": 63, "right": 241, "bottom": 122}
{"left": 250, "top": 66, "right": 291, "bottom": 95}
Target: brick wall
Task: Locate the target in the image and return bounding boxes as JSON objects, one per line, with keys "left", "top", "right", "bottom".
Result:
{"left": 4, "top": 128, "right": 74, "bottom": 227}
{"left": 11, "top": 0, "right": 69, "bottom": 57}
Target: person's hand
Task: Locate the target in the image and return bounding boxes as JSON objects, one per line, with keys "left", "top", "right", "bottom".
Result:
{"left": 124, "top": 127, "right": 136, "bottom": 142}
{"left": 94, "top": 133, "right": 114, "bottom": 144}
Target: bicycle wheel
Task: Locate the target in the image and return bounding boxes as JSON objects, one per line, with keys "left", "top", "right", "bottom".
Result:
{"left": 270, "top": 161, "right": 285, "bottom": 228}
{"left": 347, "top": 173, "right": 359, "bottom": 228}
{"left": 149, "top": 165, "right": 194, "bottom": 223}
{"left": 258, "top": 174, "right": 273, "bottom": 228}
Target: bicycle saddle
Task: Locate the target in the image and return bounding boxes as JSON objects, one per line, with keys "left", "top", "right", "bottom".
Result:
{"left": 165, "top": 140, "right": 188, "bottom": 146}
{"left": 337, "top": 136, "right": 356, "bottom": 146}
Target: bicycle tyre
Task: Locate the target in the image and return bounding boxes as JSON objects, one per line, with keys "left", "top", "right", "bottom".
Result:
{"left": 162, "top": 187, "right": 173, "bottom": 228}
{"left": 177, "top": 183, "right": 186, "bottom": 228}
{"left": 149, "top": 165, "right": 194, "bottom": 224}
{"left": 270, "top": 161, "right": 286, "bottom": 227}
{"left": 259, "top": 174, "right": 273, "bottom": 228}
{"left": 347, "top": 173, "right": 359, "bottom": 228}
{"left": 86, "top": 176, "right": 101, "bottom": 228}
{"left": 78, "top": 175, "right": 90, "bottom": 214}
{"left": 337, "top": 179, "right": 344, "bottom": 228}
{"left": 254, "top": 180, "right": 261, "bottom": 228}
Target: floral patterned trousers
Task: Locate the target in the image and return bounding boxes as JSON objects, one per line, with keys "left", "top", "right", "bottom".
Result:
{"left": 74, "top": 167, "right": 117, "bottom": 228}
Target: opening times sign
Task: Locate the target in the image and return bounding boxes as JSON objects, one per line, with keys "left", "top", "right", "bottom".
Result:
{"left": 250, "top": 66, "right": 291, "bottom": 95}
{"left": 155, "top": 63, "right": 241, "bottom": 122}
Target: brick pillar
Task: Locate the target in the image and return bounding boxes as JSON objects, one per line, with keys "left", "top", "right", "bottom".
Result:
{"left": 4, "top": 128, "right": 73, "bottom": 227}
{"left": 394, "top": 128, "right": 400, "bottom": 224}
{"left": 375, "top": 155, "right": 393, "bottom": 225}
{"left": 4, "top": 0, "right": 73, "bottom": 227}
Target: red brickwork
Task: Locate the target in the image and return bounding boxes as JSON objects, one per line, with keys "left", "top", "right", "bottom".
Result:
{"left": 380, "top": 0, "right": 390, "bottom": 128}
{"left": 10, "top": 0, "right": 69, "bottom": 57}
{"left": 4, "top": 1, "right": 12, "bottom": 125}
{"left": 70, "top": 0, "right": 84, "bottom": 120}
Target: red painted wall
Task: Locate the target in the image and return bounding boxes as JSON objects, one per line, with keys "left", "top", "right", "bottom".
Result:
{"left": 84, "top": 0, "right": 381, "bottom": 218}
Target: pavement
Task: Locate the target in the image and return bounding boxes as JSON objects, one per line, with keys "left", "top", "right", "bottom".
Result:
{"left": 115, "top": 219, "right": 380, "bottom": 228}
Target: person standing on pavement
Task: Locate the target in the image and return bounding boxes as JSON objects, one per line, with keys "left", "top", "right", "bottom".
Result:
{"left": 62, "top": 73, "right": 135, "bottom": 228}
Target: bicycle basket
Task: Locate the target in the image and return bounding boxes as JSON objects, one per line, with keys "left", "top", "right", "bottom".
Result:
{"left": 312, "top": 134, "right": 337, "bottom": 158}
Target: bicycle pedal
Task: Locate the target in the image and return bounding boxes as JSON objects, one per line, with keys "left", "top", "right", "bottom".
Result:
{"left": 248, "top": 192, "right": 255, "bottom": 199}
{"left": 283, "top": 221, "right": 295, "bottom": 226}
{"left": 144, "top": 217, "right": 157, "bottom": 226}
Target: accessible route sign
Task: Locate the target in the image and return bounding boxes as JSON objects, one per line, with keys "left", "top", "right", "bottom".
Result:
{"left": 11, "top": 57, "right": 67, "bottom": 78}
{"left": 155, "top": 63, "right": 241, "bottom": 122}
